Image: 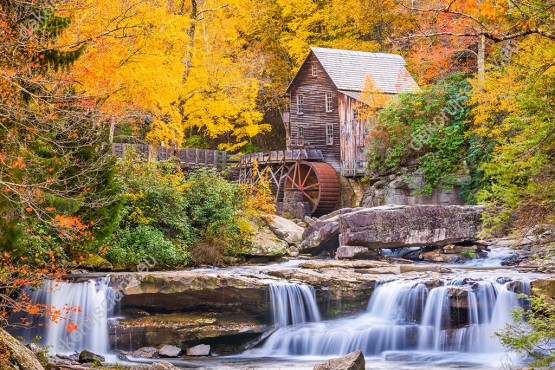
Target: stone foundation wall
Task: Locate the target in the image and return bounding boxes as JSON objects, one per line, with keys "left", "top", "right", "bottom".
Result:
{"left": 361, "top": 170, "right": 464, "bottom": 208}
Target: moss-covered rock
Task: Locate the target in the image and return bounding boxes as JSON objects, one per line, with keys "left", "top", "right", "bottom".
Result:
{"left": 0, "top": 328, "right": 44, "bottom": 370}
{"left": 78, "top": 254, "right": 113, "bottom": 272}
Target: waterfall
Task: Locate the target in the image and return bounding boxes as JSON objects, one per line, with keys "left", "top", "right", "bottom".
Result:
{"left": 9, "top": 278, "right": 116, "bottom": 355}
{"left": 269, "top": 283, "right": 321, "bottom": 327}
{"left": 256, "top": 278, "right": 530, "bottom": 358}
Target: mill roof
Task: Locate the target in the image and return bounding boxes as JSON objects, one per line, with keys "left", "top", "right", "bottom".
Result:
{"left": 287, "top": 47, "right": 419, "bottom": 96}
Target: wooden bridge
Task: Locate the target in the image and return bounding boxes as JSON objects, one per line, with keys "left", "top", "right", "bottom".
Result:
{"left": 111, "top": 143, "right": 233, "bottom": 171}
{"left": 110, "top": 143, "right": 341, "bottom": 217}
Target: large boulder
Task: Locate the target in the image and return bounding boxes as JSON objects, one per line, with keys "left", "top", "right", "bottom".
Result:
{"left": 0, "top": 328, "right": 45, "bottom": 370}
{"left": 243, "top": 218, "right": 289, "bottom": 257}
{"left": 265, "top": 215, "right": 305, "bottom": 246}
{"left": 110, "top": 271, "right": 271, "bottom": 318}
{"left": 313, "top": 350, "right": 365, "bottom": 370}
{"left": 300, "top": 205, "right": 484, "bottom": 254}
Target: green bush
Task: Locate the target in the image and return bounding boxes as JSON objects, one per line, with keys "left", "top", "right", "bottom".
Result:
{"left": 367, "top": 73, "right": 474, "bottom": 196}
{"left": 182, "top": 168, "right": 241, "bottom": 235}
{"left": 105, "top": 225, "right": 189, "bottom": 270}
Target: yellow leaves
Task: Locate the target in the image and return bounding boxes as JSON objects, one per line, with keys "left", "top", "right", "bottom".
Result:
{"left": 61, "top": 0, "right": 268, "bottom": 152}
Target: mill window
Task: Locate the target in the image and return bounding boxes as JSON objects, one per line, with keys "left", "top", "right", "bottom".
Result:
{"left": 326, "top": 124, "right": 333, "bottom": 145}
{"left": 297, "top": 95, "right": 304, "bottom": 115}
{"left": 325, "top": 92, "right": 333, "bottom": 112}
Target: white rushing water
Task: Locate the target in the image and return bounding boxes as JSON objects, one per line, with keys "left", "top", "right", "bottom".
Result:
{"left": 270, "top": 283, "right": 321, "bottom": 327}
{"left": 9, "top": 278, "right": 116, "bottom": 355}
{"left": 461, "top": 247, "right": 517, "bottom": 267}
{"left": 252, "top": 278, "right": 530, "bottom": 366}
{"left": 8, "top": 272, "right": 532, "bottom": 369}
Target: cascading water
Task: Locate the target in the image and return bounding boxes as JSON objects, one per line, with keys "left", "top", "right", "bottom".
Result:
{"left": 9, "top": 278, "right": 116, "bottom": 355}
{"left": 255, "top": 278, "right": 530, "bottom": 361}
{"left": 269, "top": 283, "right": 321, "bottom": 327}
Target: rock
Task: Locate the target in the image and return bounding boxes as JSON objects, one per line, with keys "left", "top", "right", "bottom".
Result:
{"left": 313, "top": 350, "right": 365, "bottom": 370}
{"left": 444, "top": 254, "right": 471, "bottom": 264}
{"left": 361, "top": 168, "right": 464, "bottom": 208}
{"left": 301, "top": 205, "right": 483, "bottom": 255}
{"left": 111, "top": 270, "right": 271, "bottom": 318}
{"left": 442, "top": 244, "right": 479, "bottom": 254}
{"left": 265, "top": 215, "right": 305, "bottom": 245}
{"left": 186, "top": 344, "right": 210, "bottom": 356}
{"left": 78, "top": 349, "right": 105, "bottom": 364}
{"left": 287, "top": 246, "right": 300, "bottom": 257}
{"left": 300, "top": 217, "right": 341, "bottom": 254}
{"left": 243, "top": 218, "right": 289, "bottom": 257}
{"left": 300, "top": 260, "right": 391, "bottom": 269}
{"left": 268, "top": 268, "right": 379, "bottom": 318}
{"left": 531, "top": 278, "right": 555, "bottom": 304}
{"left": 420, "top": 250, "right": 445, "bottom": 262}
{"left": 111, "top": 312, "right": 270, "bottom": 355}
{"left": 78, "top": 254, "right": 113, "bottom": 272}
{"left": 354, "top": 267, "right": 400, "bottom": 274}
{"left": 304, "top": 216, "right": 316, "bottom": 225}
{"left": 132, "top": 347, "right": 159, "bottom": 359}
{"left": 158, "top": 344, "right": 182, "bottom": 357}
{"left": 399, "top": 265, "right": 451, "bottom": 273}
{"left": 336, "top": 246, "right": 380, "bottom": 259}
{"left": 130, "top": 361, "right": 181, "bottom": 370}
{"left": 0, "top": 328, "right": 45, "bottom": 370}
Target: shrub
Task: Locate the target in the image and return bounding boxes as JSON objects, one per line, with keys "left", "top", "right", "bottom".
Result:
{"left": 496, "top": 293, "right": 555, "bottom": 369}
{"left": 105, "top": 225, "right": 189, "bottom": 270}
{"left": 366, "top": 73, "right": 473, "bottom": 196}
{"left": 182, "top": 168, "right": 240, "bottom": 234}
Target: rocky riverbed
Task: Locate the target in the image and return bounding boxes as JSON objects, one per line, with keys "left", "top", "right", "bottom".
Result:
{"left": 5, "top": 205, "right": 555, "bottom": 370}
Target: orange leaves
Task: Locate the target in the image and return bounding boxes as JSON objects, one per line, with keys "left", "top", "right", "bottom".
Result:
{"left": 66, "top": 322, "right": 79, "bottom": 332}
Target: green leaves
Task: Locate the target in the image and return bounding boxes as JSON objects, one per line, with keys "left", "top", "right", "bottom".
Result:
{"left": 496, "top": 293, "right": 555, "bottom": 369}
{"left": 367, "top": 72, "right": 473, "bottom": 196}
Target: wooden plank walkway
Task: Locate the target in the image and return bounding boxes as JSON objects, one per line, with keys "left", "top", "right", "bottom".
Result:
{"left": 111, "top": 143, "right": 232, "bottom": 171}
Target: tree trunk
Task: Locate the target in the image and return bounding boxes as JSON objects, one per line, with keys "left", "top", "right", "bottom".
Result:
{"left": 477, "top": 35, "right": 486, "bottom": 80}
{"left": 182, "top": 0, "right": 197, "bottom": 84}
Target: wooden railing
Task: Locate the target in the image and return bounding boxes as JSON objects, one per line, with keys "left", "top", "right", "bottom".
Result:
{"left": 110, "top": 143, "right": 231, "bottom": 171}
{"left": 110, "top": 143, "right": 326, "bottom": 177}
{"left": 341, "top": 160, "right": 368, "bottom": 177}
{"left": 238, "top": 149, "right": 324, "bottom": 168}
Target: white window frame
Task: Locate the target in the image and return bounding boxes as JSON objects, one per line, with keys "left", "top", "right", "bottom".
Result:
{"left": 312, "top": 63, "right": 318, "bottom": 77}
{"left": 297, "top": 94, "right": 304, "bottom": 115}
{"left": 326, "top": 124, "right": 333, "bottom": 145}
{"left": 325, "top": 92, "right": 333, "bottom": 112}
{"left": 298, "top": 126, "right": 305, "bottom": 145}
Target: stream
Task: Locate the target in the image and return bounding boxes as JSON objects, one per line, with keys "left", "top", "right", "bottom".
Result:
{"left": 8, "top": 250, "right": 547, "bottom": 369}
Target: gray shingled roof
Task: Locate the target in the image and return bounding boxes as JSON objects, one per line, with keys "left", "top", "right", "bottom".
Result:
{"left": 292, "top": 47, "right": 419, "bottom": 95}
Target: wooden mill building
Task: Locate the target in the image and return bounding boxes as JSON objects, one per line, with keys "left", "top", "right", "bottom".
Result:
{"left": 111, "top": 48, "right": 421, "bottom": 218}
{"left": 285, "top": 47, "right": 419, "bottom": 177}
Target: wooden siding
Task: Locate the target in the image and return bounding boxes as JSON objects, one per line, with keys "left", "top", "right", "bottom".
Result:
{"left": 288, "top": 53, "right": 341, "bottom": 168}
{"left": 338, "top": 93, "right": 370, "bottom": 176}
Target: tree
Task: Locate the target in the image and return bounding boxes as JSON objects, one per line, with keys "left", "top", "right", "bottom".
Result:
{"left": 0, "top": 0, "right": 121, "bottom": 333}
{"left": 57, "top": 0, "right": 270, "bottom": 152}
{"left": 496, "top": 293, "right": 555, "bottom": 369}
{"left": 397, "top": 0, "right": 555, "bottom": 82}
{"left": 469, "top": 36, "right": 555, "bottom": 228}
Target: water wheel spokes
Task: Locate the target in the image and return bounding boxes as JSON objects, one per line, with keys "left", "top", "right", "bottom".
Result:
{"left": 284, "top": 161, "right": 340, "bottom": 217}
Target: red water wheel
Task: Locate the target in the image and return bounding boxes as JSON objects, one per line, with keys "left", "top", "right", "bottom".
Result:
{"left": 284, "top": 161, "right": 340, "bottom": 217}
